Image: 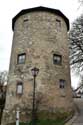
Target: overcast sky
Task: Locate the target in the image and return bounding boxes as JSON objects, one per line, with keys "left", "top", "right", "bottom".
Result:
{"left": 0, "top": 0, "right": 83, "bottom": 88}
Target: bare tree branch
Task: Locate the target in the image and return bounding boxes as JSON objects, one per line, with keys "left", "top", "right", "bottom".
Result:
{"left": 69, "top": 14, "right": 83, "bottom": 73}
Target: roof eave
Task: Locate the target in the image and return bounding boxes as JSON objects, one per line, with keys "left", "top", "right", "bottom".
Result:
{"left": 12, "top": 6, "right": 69, "bottom": 31}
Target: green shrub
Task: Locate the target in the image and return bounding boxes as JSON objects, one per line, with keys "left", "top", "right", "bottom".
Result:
{"left": 19, "top": 119, "right": 65, "bottom": 125}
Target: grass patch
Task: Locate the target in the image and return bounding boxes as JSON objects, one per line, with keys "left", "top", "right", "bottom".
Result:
{"left": 20, "top": 119, "right": 65, "bottom": 125}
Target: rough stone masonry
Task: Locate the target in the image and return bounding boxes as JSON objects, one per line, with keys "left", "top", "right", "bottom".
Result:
{"left": 1, "top": 6, "right": 74, "bottom": 125}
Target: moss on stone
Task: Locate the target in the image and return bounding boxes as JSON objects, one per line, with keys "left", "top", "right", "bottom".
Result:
{"left": 37, "top": 110, "right": 73, "bottom": 120}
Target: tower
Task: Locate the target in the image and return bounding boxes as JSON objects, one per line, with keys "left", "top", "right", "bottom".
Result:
{"left": 2, "top": 6, "right": 73, "bottom": 125}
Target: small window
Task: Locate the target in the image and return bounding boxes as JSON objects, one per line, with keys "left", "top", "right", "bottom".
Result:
{"left": 17, "top": 53, "right": 26, "bottom": 64}
{"left": 59, "top": 79, "right": 66, "bottom": 89}
{"left": 24, "top": 19, "right": 28, "bottom": 22}
{"left": 16, "top": 82, "right": 23, "bottom": 95}
{"left": 53, "top": 54, "right": 62, "bottom": 65}
{"left": 56, "top": 19, "right": 61, "bottom": 31}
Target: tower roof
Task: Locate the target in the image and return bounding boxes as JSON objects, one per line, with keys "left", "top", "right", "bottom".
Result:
{"left": 12, "top": 6, "right": 69, "bottom": 31}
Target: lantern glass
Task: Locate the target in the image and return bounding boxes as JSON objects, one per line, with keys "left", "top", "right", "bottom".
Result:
{"left": 31, "top": 67, "right": 39, "bottom": 77}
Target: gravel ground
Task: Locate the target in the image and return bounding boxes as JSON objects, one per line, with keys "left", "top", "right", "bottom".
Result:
{"left": 66, "top": 98, "right": 83, "bottom": 125}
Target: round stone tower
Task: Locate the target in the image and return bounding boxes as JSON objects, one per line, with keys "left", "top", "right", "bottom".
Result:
{"left": 2, "top": 6, "right": 73, "bottom": 125}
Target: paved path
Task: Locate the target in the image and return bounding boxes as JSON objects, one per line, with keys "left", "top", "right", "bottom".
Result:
{"left": 71, "top": 98, "right": 83, "bottom": 125}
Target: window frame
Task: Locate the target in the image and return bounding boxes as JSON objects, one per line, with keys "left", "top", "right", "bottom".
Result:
{"left": 59, "top": 79, "right": 66, "bottom": 89}
{"left": 17, "top": 53, "right": 26, "bottom": 64}
{"left": 56, "top": 19, "right": 61, "bottom": 31}
{"left": 16, "top": 81, "right": 23, "bottom": 95}
{"left": 53, "top": 54, "right": 62, "bottom": 65}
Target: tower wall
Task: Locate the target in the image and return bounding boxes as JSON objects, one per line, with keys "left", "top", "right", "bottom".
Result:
{"left": 2, "top": 8, "right": 73, "bottom": 125}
